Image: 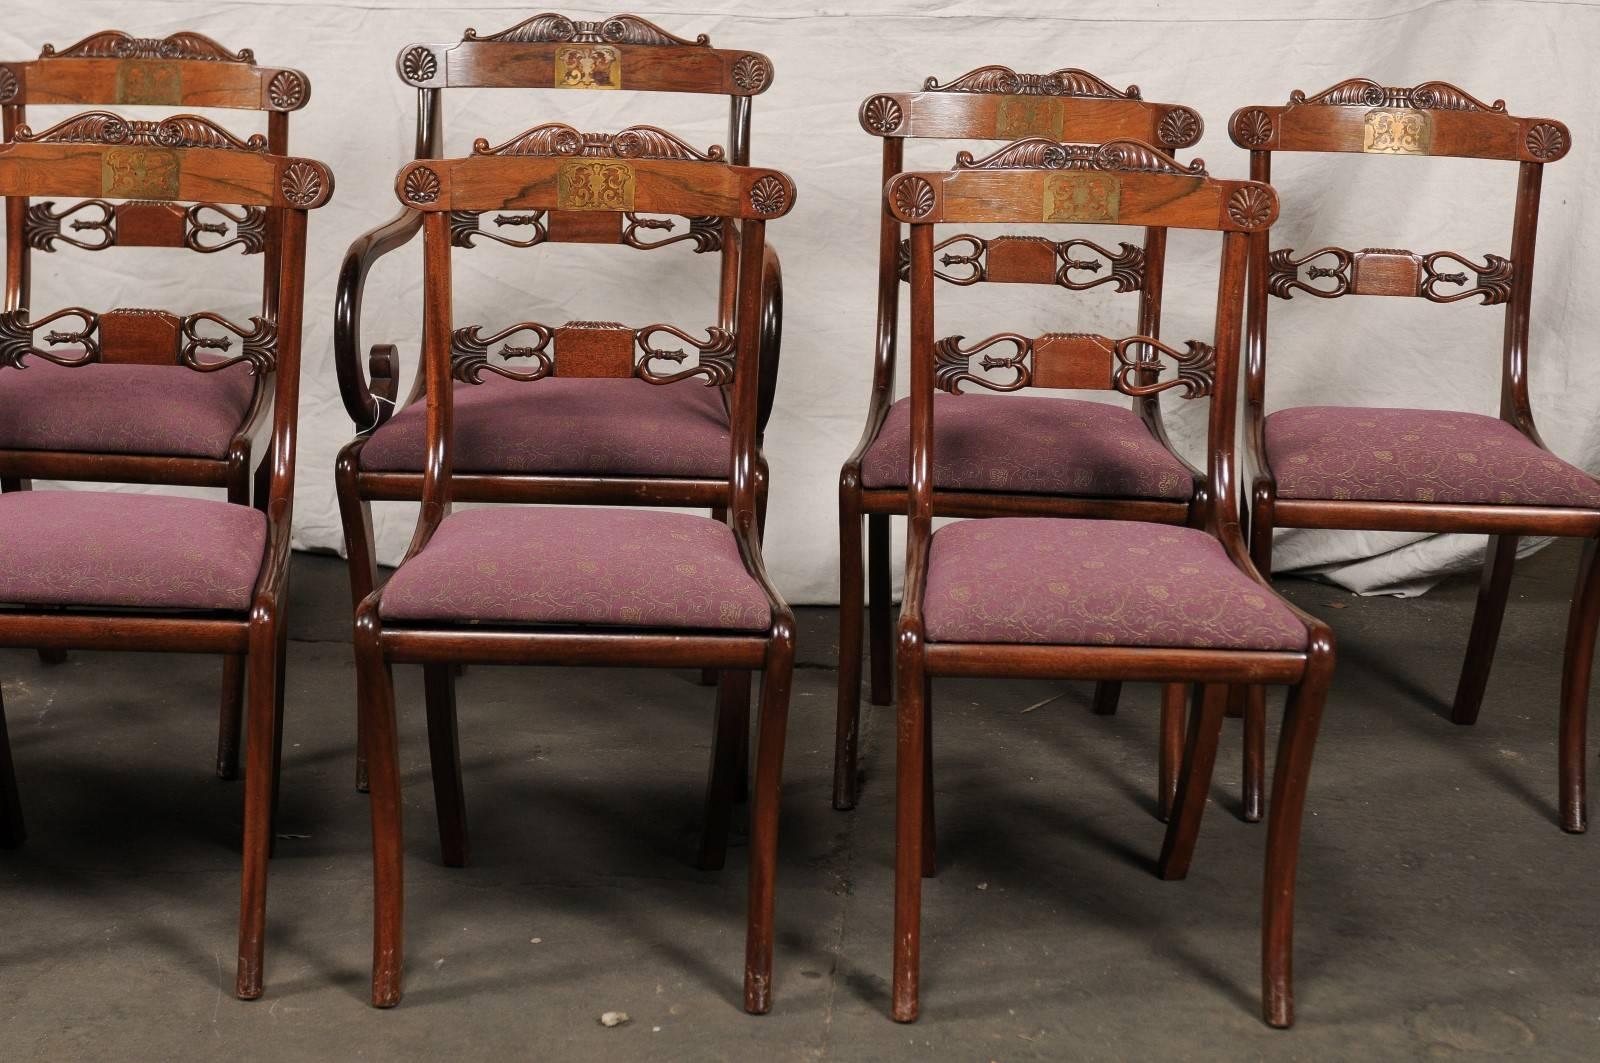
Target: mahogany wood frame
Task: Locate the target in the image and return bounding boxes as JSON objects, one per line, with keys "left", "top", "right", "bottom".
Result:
{"left": 0, "top": 30, "right": 310, "bottom": 783}
{"left": 835, "top": 68, "right": 1209, "bottom": 811}
{"left": 0, "top": 119, "right": 332, "bottom": 999}
{"left": 1230, "top": 80, "right": 1591, "bottom": 834}
{"left": 353, "top": 142, "right": 797, "bottom": 1012}
{"left": 333, "top": 12, "right": 783, "bottom": 793}
{"left": 887, "top": 148, "right": 1334, "bottom": 1028}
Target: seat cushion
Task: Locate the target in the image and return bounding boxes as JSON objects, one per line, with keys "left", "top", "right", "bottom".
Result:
{"left": 924, "top": 517, "right": 1307, "bottom": 650}
{"left": 860, "top": 393, "right": 1193, "bottom": 500}
{"left": 0, "top": 490, "right": 266, "bottom": 611}
{"left": 380, "top": 507, "right": 771, "bottom": 631}
{"left": 1265, "top": 406, "right": 1600, "bottom": 507}
{"left": 360, "top": 376, "right": 732, "bottom": 478}
{"left": 0, "top": 362, "right": 257, "bottom": 459}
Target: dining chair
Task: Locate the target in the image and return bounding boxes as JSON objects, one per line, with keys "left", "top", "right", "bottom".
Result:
{"left": 836, "top": 67, "right": 1208, "bottom": 812}
{"left": 886, "top": 138, "right": 1334, "bottom": 1027}
{"left": 352, "top": 125, "right": 797, "bottom": 1011}
{"left": 0, "top": 30, "right": 310, "bottom": 781}
{"left": 0, "top": 108, "right": 332, "bottom": 998}
{"left": 335, "top": 12, "right": 782, "bottom": 792}
{"left": 1230, "top": 79, "right": 1589, "bottom": 833}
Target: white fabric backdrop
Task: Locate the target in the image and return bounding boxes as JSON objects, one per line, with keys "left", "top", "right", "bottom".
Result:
{"left": 6, "top": 0, "right": 1600, "bottom": 602}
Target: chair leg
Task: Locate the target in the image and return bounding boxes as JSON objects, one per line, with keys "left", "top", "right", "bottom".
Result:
{"left": 6, "top": 482, "right": 64, "bottom": 668}
{"left": 216, "top": 654, "right": 247, "bottom": 780}
{"left": 891, "top": 650, "right": 927, "bottom": 1023}
{"left": 1243, "top": 687, "right": 1266, "bottom": 824}
{"left": 235, "top": 621, "right": 282, "bottom": 999}
{"left": 1157, "top": 683, "right": 1187, "bottom": 822}
{"left": 743, "top": 630, "right": 794, "bottom": 1015}
{"left": 424, "top": 663, "right": 469, "bottom": 868}
{"left": 336, "top": 451, "right": 379, "bottom": 795}
{"left": 699, "top": 669, "right": 750, "bottom": 871}
{"left": 1157, "top": 684, "right": 1228, "bottom": 881}
{"left": 36, "top": 648, "right": 67, "bottom": 666}
{"left": 1092, "top": 680, "right": 1122, "bottom": 716}
{"left": 1452, "top": 534, "right": 1520, "bottom": 726}
{"left": 1558, "top": 537, "right": 1600, "bottom": 834}
{"left": 835, "top": 490, "right": 865, "bottom": 811}
{"left": 356, "top": 614, "right": 405, "bottom": 1007}
{"left": 0, "top": 684, "right": 25, "bottom": 849}
{"left": 921, "top": 677, "right": 936, "bottom": 878}
{"left": 1262, "top": 656, "right": 1332, "bottom": 1028}
{"left": 868, "top": 513, "right": 894, "bottom": 707}
{"left": 269, "top": 622, "right": 288, "bottom": 858}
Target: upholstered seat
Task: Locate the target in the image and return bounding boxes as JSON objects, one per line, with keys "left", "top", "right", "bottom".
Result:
{"left": 923, "top": 517, "right": 1306, "bottom": 650}
{"left": 1265, "top": 406, "right": 1600, "bottom": 508}
{"left": 0, "top": 490, "right": 266, "bottom": 611}
{"left": 360, "top": 376, "right": 732, "bottom": 478}
{"left": 380, "top": 507, "right": 771, "bottom": 630}
{"left": 0, "top": 362, "right": 257, "bottom": 460}
{"left": 860, "top": 392, "right": 1194, "bottom": 499}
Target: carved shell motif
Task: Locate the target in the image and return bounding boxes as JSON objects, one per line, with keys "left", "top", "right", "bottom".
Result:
{"left": 1232, "top": 108, "right": 1274, "bottom": 147}
{"left": 281, "top": 161, "right": 326, "bottom": 207}
{"left": 730, "top": 53, "right": 771, "bottom": 92}
{"left": 1226, "top": 185, "right": 1274, "bottom": 229}
{"left": 1526, "top": 122, "right": 1567, "bottom": 161}
{"left": 892, "top": 176, "right": 936, "bottom": 219}
{"left": 404, "top": 167, "right": 442, "bottom": 204}
{"left": 862, "top": 95, "right": 904, "bottom": 135}
{"left": 0, "top": 66, "right": 17, "bottom": 104}
{"left": 749, "top": 175, "right": 788, "bottom": 216}
{"left": 267, "top": 70, "right": 307, "bottom": 110}
{"left": 1157, "top": 107, "right": 1202, "bottom": 147}
{"left": 400, "top": 45, "right": 438, "bottom": 84}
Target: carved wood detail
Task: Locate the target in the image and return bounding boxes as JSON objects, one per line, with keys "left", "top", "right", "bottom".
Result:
{"left": 462, "top": 14, "right": 710, "bottom": 47}
{"left": 451, "top": 322, "right": 556, "bottom": 383}
{"left": 13, "top": 111, "right": 267, "bottom": 152}
{"left": 932, "top": 331, "right": 1213, "bottom": 397}
{"left": 0, "top": 306, "right": 279, "bottom": 372}
{"left": 0, "top": 308, "right": 101, "bottom": 369}
{"left": 24, "top": 200, "right": 116, "bottom": 251}
{"left": 1268, "top": 246, "right": 1514, "bottom": 305}
{"left": 1286, "top": 78, "right": 1506, "bottom": 112}
{"left": 955, "top": 137, "right": 1206, "bottom": 176}
{"left": 451, "top": 320, "right": 735, "bottom": 385}
{"left": 862, "top": 95, "right": 904, "bottom": 135}
{"left": 635, "top": 324, "right": 735, "bottom": 385}
{"left": 0, "top": 66, "right": 19, "bottom": 104}
{"left": 186, "top": 203, "right": 267, "bottom": 253}
{"left": 39, "top": 31, "right": 255, "bottom": 63}
{"left": 180, "top": 312, "right": 278, "bottom": 373}
{"left": 923, "top": 66, "right": 1140, "bottom": 98}
{"left": 472, "top": 122, "right": 724, "bottom": 162}
{"left": 891, "top": 175, "right": 936, "bottom": 219}
{"left": 896, "top": 234, "right": 1144, "bottom": 291}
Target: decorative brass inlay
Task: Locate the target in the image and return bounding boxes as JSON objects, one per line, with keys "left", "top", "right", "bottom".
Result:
{"left": 995, "top": 97, "right": 1063, "bottom": 140}
{"left": 555, "top": 44, "right": 620, "bottom": 89}
{"left": 115, "top": 62, "right": 181, "bottom": 105}
{"left": 556, "top": 161, "right": 635, "bottom": 211}
{"left": 1363, "top": 109, "right": 1432, "bottom": 155}
{"left": 102, "top": 148, "right": 180, "bottom": 199}
{"left": 1043, "top": 172, "right": 1119, "bottom": 223}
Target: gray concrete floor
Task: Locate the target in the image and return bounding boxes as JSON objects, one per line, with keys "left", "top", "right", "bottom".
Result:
{"left": 2, "top": 544, "right": 1599, "bottom": 1062}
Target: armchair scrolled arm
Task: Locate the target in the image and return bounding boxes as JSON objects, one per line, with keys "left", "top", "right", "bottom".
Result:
{"left": 755, "top": 241, "right": 783, "bottom": 436}
{"left": 334, "top": 209, "right": 424, "bottom": 433}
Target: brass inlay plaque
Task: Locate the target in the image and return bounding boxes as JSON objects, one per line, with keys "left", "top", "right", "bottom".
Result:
{"left": 102, "top": 148, "right": 180, "bottom": 199}
{"left": 116, "top": 62, "right": 181, "bottom": 105}
{"left": 1032, "top": 333, "right": 1116, "bottom": 391}
{"left": 1043, "top": 173, "right": 1120, "bottom": 223}
{"left": 1363, "top": 109, "right": 1432, "bottom": 155}
{"left": 556, "top": 161, "right": 635, "bottom": 211}
{"left": 555, "top": 44, "right": 620, "bottom": 89}
{"left": 995, "top": 97, "right": 1064, "bottom": 140}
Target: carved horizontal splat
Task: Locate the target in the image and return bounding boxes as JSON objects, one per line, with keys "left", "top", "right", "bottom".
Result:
{"left": 451, "top": 320, "right": 734, "bottom": 385}
{"left": 955, "top": 137, "right": 1206, "bottom": 175}
{"left": 40, "top": 31, "right": 255, "bottom": 63}
{"left": 0, "top": 308, "right": 101, "bottom": 369}
{"left": 0, "top": 307, "right": 275, "bottom": 371}
{"left": 448, "top": 208, "right": 721, "bottom": 252}
{"left": 13, "top": 111, "right": 267, "bottom": 152}
{"left": 472, "top": 122, "right": 723, "bottom": 162}
{"left": 1268, "top": 247, "right": 1514, "bottom": 305}
{"left": 896, "top": 234, "right": 1145, "bottom": 290}
{"left": 451, "top": 210, "right": 549, "bottom": 248}
{"left": 932, "top": 331, "right": 1214, "bottom": 397}
{"left": 22, "top": 198, "right": 265, "bottom": 253}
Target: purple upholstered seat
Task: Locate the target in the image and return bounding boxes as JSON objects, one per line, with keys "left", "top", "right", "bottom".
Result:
{"left": 360, "top": 376, "right": 732, "bottom": 478}
{"left": 380, "top": 507, "right": 771, "bottom": 631}
{"left": 0, "top": 362, "right": 257, "bottom": 459}
{"left": 860, "top": 392, "right": 1193, "bottom": 500}
{"left": 1265, "top": 406, "right": 1600, "bottom": 508}
{"left": 924, "top": 517, "right": 1307, "bottom": 650}
{"left": 0, "top": 490, "right": 266, "bottom": 611}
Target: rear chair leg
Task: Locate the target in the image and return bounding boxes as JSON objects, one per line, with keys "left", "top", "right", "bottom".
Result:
{"left": 1243, "top": 687, "right": 1266, "bottom": 823}
{"left": 744, "top": 631, "right": 794, "bottom": 1015}
{"left": 1092, "top": 680, "right": 1122, "bottom": 716}
{"left": 921, "top": 678, "right": 935, "bottom": 877}
{"left": 217, "top": 655, "right": 247, "bottom": 780}
{"left": 1157, "top": 683, "right": 1187, "bottom": 822}
{"left": 235, "top": 622, "right": 283, "bottom": 999}
{"left": 0, "top": 684, "right": 24, "bottom": 848}
{"left": 424, "top": 663, "right": 469, "bottom": 868}
{"left": 1157, "top": 684, "right": 1228, "bottom": 880}
{"left": 868, "top": 513, "right": 894, "bottom": 706}
{"left": 891, "top": 650, "right": 927, "bottom": 1023}
{"left": 699, "top": 670, "right": 751, "bottom": 871}
{"left": 1452, "top": 534, "right": 1519, "bottom": 726}
{"left": 1557, "top": 537, "right": 1599, "bottom": 834}
{"left": 834, "top": 489, "right": 865, "bottom": 810}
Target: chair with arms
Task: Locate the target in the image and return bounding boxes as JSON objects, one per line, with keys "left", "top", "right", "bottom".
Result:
{"left": 887, "top": 139, "right": 1334, "bottom": 1027}
{"left": 0, "top": 109, "right": 332, "bottom": 998}
{"left": 0, "top": 30, "right": 310, "bottom": 780}
{"left": 352, "top": 128, "right": 796, "bottom": 1010}
{"left": 1231, "top": 80, "right": 1591, "bottom": 833}
{"left": 836, "top": 67, "right": 1208, "bottom": 812}
{"left": 335, "top": 12, "right": 783, "bottom": 791}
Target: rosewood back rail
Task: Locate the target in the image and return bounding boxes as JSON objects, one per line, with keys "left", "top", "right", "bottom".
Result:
{"left": 0, "top": 30, "right": 310, "bottom": 781}
{"left": 886, "top": 143, "right": 1334, "bottom": 1027}
{"left": 835, "top": 66, "right": 1207, "bottom": 812}
{"left": 1229, "top": 79, "right": 1592, "bottom": 833}
{"left": 353, "top": 138, "right": 796, "bottom": 1011}
{"left": 334, "top": 11, "right": 781, "bottom": 791}
{"left": 0, "top": 112, "right": 333, "bottom": 1000}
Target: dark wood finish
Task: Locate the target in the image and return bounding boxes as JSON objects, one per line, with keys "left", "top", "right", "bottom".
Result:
{"left": 1233, "top": 79, "right": 1589, "bottom": 834}
{"left": 333, "top": 15, "right": 783, "bottom": 793}
{"left": 1, "top": 32, "right": 310, "bottom": 781}
{"left": 0, "top": 121, "right": 328, "bottom": 999}
{"left": 888, "top": 147, "right": 1334, "bottom": 1027}
{"left": 354, "top": 139, "right": 797, "bottom": 1013}
{"left": 836, "top": 70, "right": 1212, "bottom": 811}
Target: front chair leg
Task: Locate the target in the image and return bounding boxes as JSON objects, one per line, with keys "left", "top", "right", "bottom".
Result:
{"left": 1453, "top": 534, "right": 1519, "bottom": 726}
{"left": 216, "top": 655, "right": 247, "bottom": 780}
{"left": 235, "top": 623, "right": 283, "bottom": 999}
{"left": 1157, "top": 684, "right": 1228, "bottom": 880}
{"left": 699, "top": 669, "right": 750, "bottom": 871}
{"left": 424, "top": 663, "right": 469, "bottom": 868}
{"left": 0, "top": 684, "right": 24, "bottom": 848}
{"left": 1157, "top": 683, "right": 1187, "bottom": 822}
{"left": 335, "top": 452, "right": 379, "bottom": 794}
{"left": 356, "top": 616, "right": 405, "bottom": 1008}
{"left": 1243, "top": 687, "right": 1266, "bottom": 823}
{"left": 1092, "top": 680, "right": 1122, "bottom": 716}
{"left": 834, "top": 492, "right": 865, "bottom": 811}
{"left": 1558, "top": 537, "right": 1600, "bottom": 834}
{"left": 744, "top": 631, "right": 794, "bottom": 1015}
{"left": 921, "top": 677, "right": 935, "bottom": 877}
{"left": 891, "top": 654, "right": 927, "bottom": 1023}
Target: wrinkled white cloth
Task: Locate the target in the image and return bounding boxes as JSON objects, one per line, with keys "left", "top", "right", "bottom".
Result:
{"left": 5, "top": 1, "right": 1596, "bottom": 601}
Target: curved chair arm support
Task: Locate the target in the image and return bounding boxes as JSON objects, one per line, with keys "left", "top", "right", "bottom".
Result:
{"left": 250, "top": 500, "right": 294, "bottom": 623}
{"left": 731, "top": 513, "right": 797, "bottom": 636}
{"left": 755, "top": 241, "right": 783, "bottom": 436}
{"left": 334, "top": 209, "right": 423, "bottom": 432}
